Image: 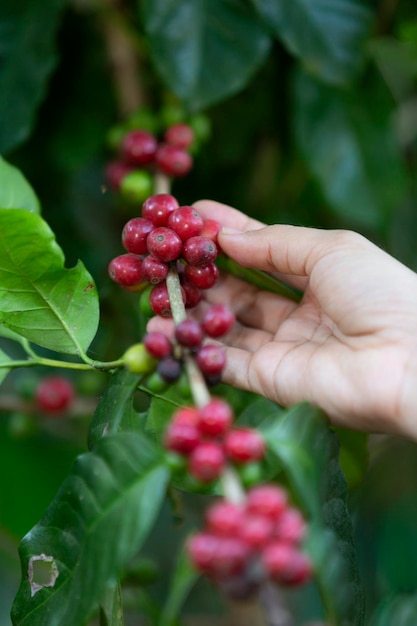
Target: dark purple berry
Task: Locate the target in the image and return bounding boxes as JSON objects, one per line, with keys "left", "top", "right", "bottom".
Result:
{"left": 175, "top": 319, "right": 203, "bottom": 348}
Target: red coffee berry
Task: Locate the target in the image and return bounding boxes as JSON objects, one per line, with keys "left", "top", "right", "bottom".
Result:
{"left": 187, "top": 532, "right": 222, "bottom": 575}
{"left": 105, "top": 160, "right": 134, "bottom": 191}
{"left": 274, "top": 508, "right": 306, "bottom": 545}
{"left": 182, "top": 236, "right": 217, "bottom": 266}
{"left": 142, "top": 255, "right": 169, "bottom": 284}
{"left": 157, "top": 356, "right": 182, "bottom": 383}
{"left": 35, "top": 377, "right": 74, "bottom": 415}
{"left": 261, "top": 543, "right": 313, "bottom": 587}
{"left": 149, "top": 283, "right": 172, "bottom": 317}
{"left": 209, "top": 536, "right": 251, "bottom": 579}
{"left": 205, "top": 501, "right": 245, "bottom": 537}
{"left": 198, "top": 398, "right": 233, "bottom": 437}
{"left": 181, "top": 280, "right": 202, "bottom": 308}
{"left": 142, "top": 193, "right": 180, "bottom": 226}
{"left": 122, "top": 217, "right": 154, "bottom": 255}
{"left": 239, "top": 514, "right": 274, "bottom": 551}
{"left": 121, "top": 129, "right": 158, "bottom": 166}
{"left": 175, "top": 319, "right": 203, "bottom": 348}
{"left": 164, "top": 123, "right": 194, "bottom": 149}
{"left": 147, "top": 227, "right": 182, "bottom": 262}
{"left": 167, "top": 206, "right": 203, "bottom": 240}
{"left": 188, "top": 441, "right": 225, "bottom": 482}
{"left": 196, "top": 344, "right": 226, "bottom": 376}
{"left": 108, "top": 254, "right": 144, "bottom": 288}
{"left": 164, "top": 407, "right": 200, "bottom": 454}
{"left": 143, "top": 331, "right": 172, "bottom": 359}
{"left": 202, "top": 304, "right": 235, "bottom": 338}
{"left": 184, "top": 263, "right": 219, "bottom": 289}
{"left": 246, "top": 485, "right": 288, "bottom": 519}
{"left": 224, "top": 428, "right": 266, "bottom": 464}
{"left": 155, "top": 144, "right": 193, "bottom": 177}
{"left": 201, "top": 218, "right": 222, "bottom": 251}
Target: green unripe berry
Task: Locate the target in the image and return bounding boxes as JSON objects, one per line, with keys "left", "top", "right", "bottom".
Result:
{"left": 236, "top": 461, "right": 264, "bottom": 488}
{"left": 106, "top": 125, "right": 126, "bottom": 149}
{"left": 160, "top": 103, "right": 185, "bottom": 128}
{"left": 139, "top": 286, "right": 154, "bottom": 319}
{"left": 126, "top": 109, "right": 159, "bottom": 134}
{"left": 190, "top": 113, "right": 211, "bottom": 143}
{"left": 145, "top": 371, "right": 169, "bottom": 394}
{"left": 176, "top": 371, "right": 192, "bottom": 399}
{"left": 123, "top": 343, "right": 156, "bottom": 374}
{"left": 120, "top": 170, "right": 153, "bottom": 204}
{"left": 165, "top": 451, "right": 187, "bottom": 473}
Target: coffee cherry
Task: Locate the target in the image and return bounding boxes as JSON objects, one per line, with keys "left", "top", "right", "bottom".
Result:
{"left": 145, "top": 371, "right": 169, "bottom": 394}
{"left": 121, "top": 129, "right": 158, "bottom": 166}
{"left": 187, "top": 533, "right": 221, "bottom": 575}
{"left": 155, "top": 144, "right": 193, "bottom": 177}
{"left": 188, "top": 441, "right": 225, "bottom": 482}
{"left": 105, "top": 160, "right": 134, "bottom": 191}
{"left": 123, "top": 343, "right": 156, "bottom": 374}
{"left": 198, "top": 398, "right": 233, "bottom": 437}
{"left": 167, "top": 206, "right": 203, "bottom": 240}
{"left": 108, "top": 254, "right": 144, "bottom": 288}
{"left": 164, "top": 407, "right": 200, "bottom": 454}
{"left": 120, "top": 170, "right": 153, "bottom": 203}
{"left": 246, "top": 485, "right": 288, "bottom": 519}
{"left": 202, "top": 304, "right": 235, "bottom": 338}
{"left": 261, "top": 543, "right": 313, "bottom": 587}
{"left": 181, "top": 279, "right": 202, "bottom": 308}
{"left": 139, "top": 286, "right": 154, "bottom": 318}
{"left": 164, "top": 123, "right": 194, "bottom": 149}
{"left": 205, "top": 501, "right": 245, "bottom": 537}
{"left": 175, "top": 319, "right": 203, "bottom": 348}
{"left": 184, "top": 263, "right": 219, "bottom": 289}
{"left": 274, "top": 508, "right": 306, "bottom": 545}
{"left": 147, "top": 227, "right": 182, "bottom": 262}
{"left": 142, "top": 194, "right": 179, "bottom": 226}
{"left": 122, "top": 217, "right": 154, "bottom": 255}
{"left": 187, "top": 533, "right": 250, "bottom": 579}
{"left": 35, "top": 377, "right": 75, "bottom": 415}
{"left": 142, "top": 255, "right": 169, "bottom": 284}
{"left": 196, "top": 344, "right": 226, "bottom": 376}
{"left": 200, "top": 219, "right": 221, "bottom": 250}
{"left": 240, "top": 514, "right": 274, "bottom": 551}
{"left": 182, "top": 236, "right": 217, "bottom": 267}
{"left": 143, "top": 331, "right": 172, "bottom": 359}
{"left": 149, "top": 283, "right": 172, "bottom": 317}
{"left": 224, "top": 428, "right": 266, "bottom": 464}
{"left": 157, "top": 356, "right": 182, "bottom": 383}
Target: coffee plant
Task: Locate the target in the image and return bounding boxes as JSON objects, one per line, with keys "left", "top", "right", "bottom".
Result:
{"left": 1, "top": 1, "right": 417, "bottom": 625}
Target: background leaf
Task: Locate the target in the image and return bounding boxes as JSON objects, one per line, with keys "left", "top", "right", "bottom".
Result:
{"left": 0, "top": 209, "right": 99, "bottom": 355}
{"left": 250, "top": 0, "right": 373, "bottom": 85}
{"left": 141, "top": 0, "right": 272, "bottom": 111}
{"left": 371, "top": 593, "right": 417, "bottom": 626}
{"left": 0, "top": 156, "right": 40, "bottom": 214}
{"left": 0, "top": 0, "right": 65, "bottom": 153}
{"left": 11, "top": 431, "right": 170, "bottom": 626}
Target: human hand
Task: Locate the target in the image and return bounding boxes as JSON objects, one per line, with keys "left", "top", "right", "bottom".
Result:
{"left": 150, "top": 200, "right": 417, "bottom": 440}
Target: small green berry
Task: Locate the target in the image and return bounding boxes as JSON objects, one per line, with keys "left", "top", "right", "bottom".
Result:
{"left": 160, "top": 103, "right": 185, "bottom": 128}
{"left": 123, "top": 343, "right": 156, "bottom": 374}
{"left": 120, "top": 170, "right": 154, "bottom": 204}
{"left": 145, "top": 371, "right": 169, "bottom": 394}
{"left": 139, "top": 286, "right": 154, "bottom": 318}
{"left": 126, "top": 108, "right": 159, "bottom": 134}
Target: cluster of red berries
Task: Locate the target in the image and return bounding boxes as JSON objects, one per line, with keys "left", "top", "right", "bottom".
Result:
{"left": 35, "top": 376, "right": 75, "bottom": 416}
{"left": 105, "top": 123, "right": 195, "bottom": 196}
{"left": 108, "top": 193, "right": 221, "bottom": 317}
{"left": 143, "top": 303, "right": 234, "bottom": 385}
{"left": 164, "top": 399, "right": 266, "bottom": 483}
{"left": 187, "top": 485, "right": 312, "bottom": 598}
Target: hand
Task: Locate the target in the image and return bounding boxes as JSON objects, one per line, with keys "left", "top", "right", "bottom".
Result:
{"left": 150, "top": 200, "right": 417, "bottom": 439}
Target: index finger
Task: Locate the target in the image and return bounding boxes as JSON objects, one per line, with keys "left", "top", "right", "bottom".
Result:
{"left": 193, "top": 200, "right": 265, "bottom": 232}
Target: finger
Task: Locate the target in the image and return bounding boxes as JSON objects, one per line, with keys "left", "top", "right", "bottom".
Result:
{"left": 193, "top": 200, "right": 266, "bottom": 232}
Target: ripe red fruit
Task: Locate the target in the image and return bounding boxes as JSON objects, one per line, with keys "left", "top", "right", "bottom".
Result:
{"left": 108, "top": 254, "right": 144, "bottom": 288}
{"left": 122, "top": 217, "right": 154, "bottom": 255}
{"left": 142, "top": 193, "right": 179, "bottom": 226}
{"left": 105, "top": 160, "right": 134, "bottom": 191}
{"left": 187, "top": 533, "right": 222, "bottom": 575}
{"left": 200, "top": 219, "right": 222, "bottom": 251}
{"left": 198, "top": 398, "right": 233, "bottom": 437}
{"left": 35, "top": 377, "right": 74, "bottom": 415}
{"left": 181, "top": 280, "right": 202, "bottom": 309}
{"left": 149, "top": 283, "right": 172, "bottom": 317}
{"left": 205, "top": 501, "right": 245, "bottom": 537}
{"left": 184, "top": 263, "right": 219, "bottom": 289}
{"left": 146, "top": 227, "right": 182, "bottom": 262}
{"left": 182, "top": 236, "right": 217, "bottom": 266}
{"left": 167, "top": 206, "right": 203, "bottom": 240}
{"left": 164, "top": 407, "right": 200, "bottom": 454}
{"left": 202, "top": 304, "right": 235, "bottom": 338}
{"left": 142, "top": 255, "right": 169, "bottom": 284}
{"left": 187, "top": 533, "right": 250, "bottom": 579}
{"left": 155, "top": 144, "right": 193, "bottom": 177}
{"left": 121, "top": 130, "right": 158, "bottom": 166}
{"left": 261, "top": 543, "right": 313, "bottom": 586}
{"left": 274, "top": 508, "right": 306, "bottom": 544}
{"left": 239, "top": 514, "right": 274, "bottom": 551}
{"left": 143, "top": 331, "right": 172, "bottom": 359}
{"left": 188, "top": 441, "right": 225, "bottom": 482}
{"left": 224, "top": 428, "right": 266, "bottom": 464}
{"left": 246, "top": 484, "right": 288, "bottom": 519}
{"left": 164, "top": 123, "right": 194, "bottom": 149}
{"left": 196, "top": 344, "right": 226, "bottom": 376}
{"left": 175, "top": 319, "right": 203, "bottom": 348}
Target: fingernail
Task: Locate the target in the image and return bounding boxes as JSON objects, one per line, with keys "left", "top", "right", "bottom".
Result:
{"left": 220, "top": 227, "right": 244, "bottom": 235}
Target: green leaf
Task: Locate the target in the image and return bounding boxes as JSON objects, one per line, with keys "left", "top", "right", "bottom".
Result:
{"left": 99, "top": 581, "right": 124, "bottom": 626}
{"left": 11, "top": 432, "right": 170, "bottom": 626}
{"left": 159, "top": 547, "right": 199, "bottom": 626}
{"left": 0, "top": 209, "right": 99, "bottom": 355}
{"left": 250, "top": 0, "right": 373, "bottom": 85}
{"left": 0, "top": 157, "right": 40, "bottom": 214}
{"left": 293, "top": 69, "right": 407, "bottom": 229}
{"left": 141, "top": 0, "right": 272, "bottom": 111}
{"left": 0, "top": 0, "right": 65, "bottom": 152}
{"left": 261, "top": 403, "right": 364, "bottom": 626}
{"left": 371, "top": 594, "right": 417, "bottom": 626}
